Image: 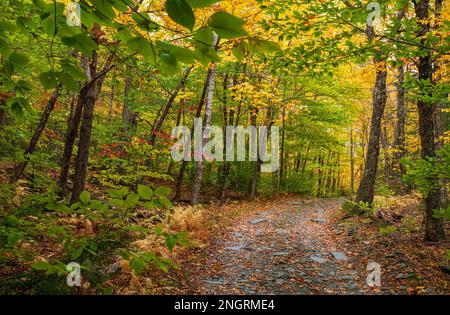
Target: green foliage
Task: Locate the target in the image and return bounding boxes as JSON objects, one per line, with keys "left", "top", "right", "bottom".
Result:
{"left": 165, "top": 0, "right": 195, "bottom": 31}
{"left": 0, "top": 183, "right": 185, "bottom": 293}
{"left": 341, "top": 199, "right": 376, "bottom": 217}
{"left": 379, "top": 225, "right": 397, "bottom": 237}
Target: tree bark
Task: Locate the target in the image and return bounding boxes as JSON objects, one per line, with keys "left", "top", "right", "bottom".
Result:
{"left": 122, "top": 65, "right": 136, "bottom": 132}
{"left": 350, "top": 127, "right": 355, "bottom": 194}
{"left": 70, "top": 50, "right": 113, "bottom": 203}
{"left": 413, "top": 0, "right": 445, "bottom": 241}
{"left": 174, "top": 69, "right": 211, "bottom": 201}
{"left": 151, "top": 66, "right": 192, "bottom": 145}
{"left": 10, "top": 84, "right": 62, "bottom": 183}
{"left": 393, "top": 65, "right": 407, "bottom": 176}
{"left": 192, "top": 35, "right": 219, "bottom": 205}
{"left": 355, "top": 63, "right": 387, "bottom": 205}
{"left": 108, "top": 73, "right": 115, "bottom": 125}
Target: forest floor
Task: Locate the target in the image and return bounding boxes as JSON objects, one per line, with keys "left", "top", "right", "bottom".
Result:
{"left": 150, "top": 195, "right": 450, "bottom": 295}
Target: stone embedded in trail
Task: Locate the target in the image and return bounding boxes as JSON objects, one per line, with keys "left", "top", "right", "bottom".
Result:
{"left": 310, "top": 255, "right": 328, "bottom": 263}
{"left": 233, "top": 232, "right": 244, "bottom": 238}
{"left": 331, "top": 251, "right": 348, "bottom": 261}
{"left": 225, "top": 243, "right": 250, "bottom": 251}
{"left": 255, "top": 229, "right": 264, "bottom": 236}
{"left": 337, "top": 275, "right": 354, "bottom": 280}
{"left": 272, "top": 251, "right": 290, "bottom": 256}
{"left": 250, "top": 218, "right": 268, "bottom": 225}
{"left": 275, "top": 279, "right": 284, "bottom": 285}
{"left": 311, "top": 218, "right": 326, "bottom": 223}
{"left": 203, "top": 278, "right": 224, "bottom": 285}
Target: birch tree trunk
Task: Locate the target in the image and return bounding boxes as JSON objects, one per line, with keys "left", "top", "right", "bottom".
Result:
{"left": 191, "top": 35, "right": 219, "bottom": 205}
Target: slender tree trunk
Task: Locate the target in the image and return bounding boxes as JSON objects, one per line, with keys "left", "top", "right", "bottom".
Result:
{"left": 381, "top": 113, "right": 391, "bottom": 182}
{"left": 220, "top": 72, "right": 231, "bottom": 201}
{"left": 393, "top": 65, "right": 407, "bottom": 176}
{"left": 174, "top": 69, "right": 212, "bottom": 201}
{"left": 191, "top": 38, "right": 219, "bottom": 204}
{"left": 279, "top": 106, "right": 286, "bottom": 190}
{"left": 10, "top": 85, "right": 62, "bottom": 183}
{"left": 249, "top": 107, "right": 260, "bottom": 198}
{"left": 413, "top": 0, "right": 445, "bottom": 241}
{"left": 122, "top": 65, "right": 135, "bottom": 132}
{"left": 70, "top": 50, "right": 113, "bottom": 203}
{"left": 151, "top": 66, "right": 193, "bottom": 145}
{"left": 60, "top": 86, "right": 87, "bottom": 195}
{"left": 192, "top": 35, "right": 219, "bottom": 205}
{"left": 350, "top": 127, "right": 355, "bottom": 194}
{"left": 355, "top": 20, "right": 388, "bottom": 206}
{"left": 108, "top": 73, "right": 115, "bottom": 125}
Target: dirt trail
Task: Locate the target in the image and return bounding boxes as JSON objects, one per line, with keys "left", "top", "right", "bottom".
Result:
{"left": 199, "top": 198, "right": 372, "bottom": 294}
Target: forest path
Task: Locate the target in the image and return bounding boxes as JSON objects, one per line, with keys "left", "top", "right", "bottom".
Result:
{"left": 199, "top": 198, "right": 370, "bottom": 294}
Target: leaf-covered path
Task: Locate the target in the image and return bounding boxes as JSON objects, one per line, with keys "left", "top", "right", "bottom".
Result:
{"left": 198, "top": 198, "right": 370, "bottom": 294}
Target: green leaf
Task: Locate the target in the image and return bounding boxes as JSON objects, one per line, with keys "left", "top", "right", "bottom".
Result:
{"left": 42, "top": 15, "right": 56, "bottom": 36}
{"left": 155, "top": 186, "right": 172, "bottom": 196}
{"left": 61, "top": 62, "right": 86, "bottom": 81}
{"left": 186, "top": 0, "right": 218, "bottom": 8}
{"left": 91, "top": 0, "right": 116, "bottom": 20}
{"left": 7, "top": 231, "right": 21, "bottom": 246}
{"left": 194, "top": 27, "right": 213, "bottom": 47}
{"left": 158, "top": 51, "right": 179, "bottom": 75}
{"left": 157, "top": 196, "right": 172, "bottom": 208}
{"left": 107, "top": 187, "right": 128, "bottom": 199}
{"left": 111, "top": 0, "right": 129, "bottom": 12}
{"left": 10, "top": 101, "right": 24, "bottom": 119}
{"left": 39, "top": 71, "right": 58, "bottom": 89}
{"left": 138, "top": 184, "right": 153, "bottom": 200}
{"left": 0, "top": 38, "right": 11, "bottom": 57}
{"left": 0, "top": 21, "right": 18, "bottom": 32}
{"left": 79, "top": 190, "right": 91, "bottom": 204}
{"left": 62, "top": 33, "right": 98, "bottom": 57}
{"left": 32, "top": 261, "right": 53, "bottom": 271}
{"left": 80, "top": 7, "right": 95, "bottom": 30}
{"left": 156, "top": 41, "right": 195, "bottom": 64}
{"left": 165, "top": 0, "right": 195, "bottom": 31}
{"left": 208, "top": 11, "right": 247, "bottom": 39}
{"left": 56, "top": 72, "right": 78, "bottom": 91}
{"left": 127, "top": 36, "right": 155, "bottom": 59}
{"left": 165, "top": 235, "right": 176, "bottom": 251}
{"left": 72, "top": 246, "right": 84, "bottom": 259}
{"left": 9, "top": 52, "right": 29, "bottom": 66}
{"left": 130, "top": 258, "right": 146, "bottom": 275}
{"left": 125, "top": 193, "right": 139, "bottom": 207}
{"left": 117, "top": 26, "right": 132, "bottom": 43}
{"left": 232, "top": 41, "right": 246, "bottom": 61}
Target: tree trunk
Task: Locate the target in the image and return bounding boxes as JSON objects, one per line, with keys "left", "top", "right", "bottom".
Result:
{"left": 355, "top": 62, "right": 387, "bottom": 206}
{"left": 174, "top": 69, "right": 212, "bottom": 201}
{"left": 192, "top": 35, "right": 219, "bottom": 205}
{"left": 381, "top": 113, "right": 391, "bottom": 182}
{"left": 108, "top": 73, "right": 115, "bottom": 125}
{"left": 278, "top": 106, "right": 286, "bottom": 190}
{"left": 413, "top": 0, "right": 445, "bottom": 241}
{"left": 433, "top": 0, "right": 448, "bottom": 211}
{"left": 70, "top": 51, "right": 113, "bottom": 203}
{"left": 151, "top": 66, "right": 192, "bottom": 145}
{"left": 355, "top": 20, "right": 388, "bottom": 206}
{"left": 10, "top": 84, "right": 62, "bottom": 183}
{"left": 350, "top": 127, "right": 355, "bottom": 194}
{"left": 122, "top": 65, "right": 135, "bottom": 132}
{"left": 393, "top": 65, "right": 407, "bottom": 176}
